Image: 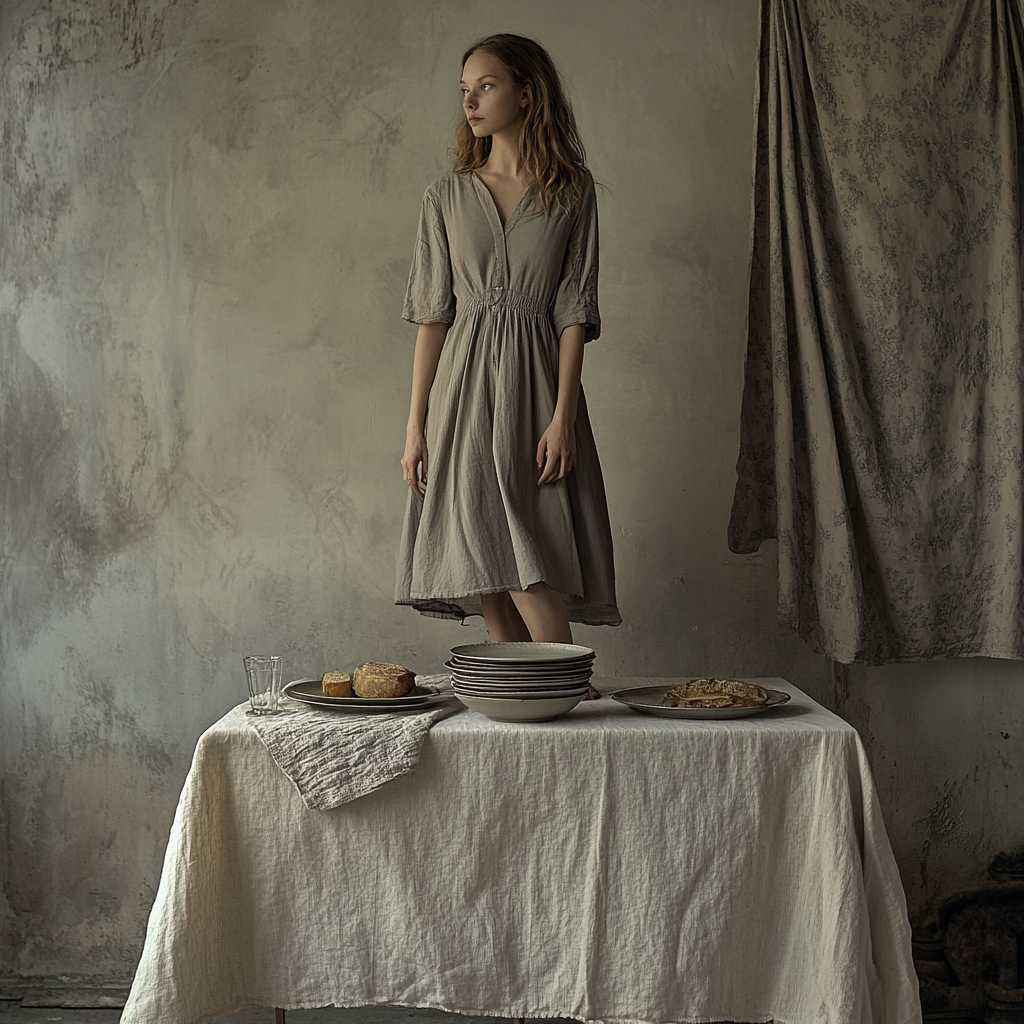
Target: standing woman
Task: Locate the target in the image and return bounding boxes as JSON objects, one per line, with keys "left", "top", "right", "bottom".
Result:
{"left": 396, "top": 33, "right": 621, "bottom": 644}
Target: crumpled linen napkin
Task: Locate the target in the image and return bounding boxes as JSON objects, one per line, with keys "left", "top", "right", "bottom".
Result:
{"left": 248, "top": 674, "right": 460, "bottom": 810}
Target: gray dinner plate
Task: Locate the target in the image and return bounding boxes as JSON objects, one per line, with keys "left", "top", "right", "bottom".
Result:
{"left": 610, "top": 685, "right": 792, "bottom": 720}
{"left": 451, "top": 677, "right": 592, "bottom": 692}
{"left": 453, "top": 682, "right": 592, "bottom": 700}
{"left": 445, "top": 662, "right": 592, "bottom": 686}
{"left": 450, "top": 642, "right": 595, "bottom": 665}
{"left": 283, "top": 678, "right": 451, "bottom": 712}
{"left": 445, "top": 659, "right": 593, "bottom": 679}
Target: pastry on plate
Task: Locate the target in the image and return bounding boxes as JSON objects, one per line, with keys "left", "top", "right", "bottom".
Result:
{"left": 664, "top": 678, "right": 768, "bottom": 708}
{"left": 322, "top": 671, "right": 352, "bottom": 697}
{"left": 353, "top": 661, "right": 416, "bottom": 698}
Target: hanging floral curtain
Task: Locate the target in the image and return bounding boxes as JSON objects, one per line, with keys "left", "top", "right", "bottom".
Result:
{"left": 729, "top": 0, "right": 1024, "bottom": 664}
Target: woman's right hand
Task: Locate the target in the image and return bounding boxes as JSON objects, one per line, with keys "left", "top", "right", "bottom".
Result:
{"left": 401, "top": 430, "right": 428, "bottom": 501}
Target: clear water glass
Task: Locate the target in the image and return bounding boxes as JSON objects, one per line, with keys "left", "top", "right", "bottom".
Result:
{"left": 243, "top": 655, "right": 283, "bottom": 715}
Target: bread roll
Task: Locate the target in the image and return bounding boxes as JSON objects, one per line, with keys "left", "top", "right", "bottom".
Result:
{"left": 322, "top": 671, "right": 352, "bottom": 697}
{"left": 665, "top": 678, "right": 768, "bottom": 708}
{"left": 353, "top": 661, "right": 416, "bottom": 698}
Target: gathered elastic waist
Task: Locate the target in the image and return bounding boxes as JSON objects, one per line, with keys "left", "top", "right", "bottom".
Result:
{"left": 459, "top": 288, "right": 550, "bottom": 319}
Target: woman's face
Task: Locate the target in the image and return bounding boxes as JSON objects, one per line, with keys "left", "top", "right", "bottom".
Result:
{"left": 461, "top": 50, "right": 530, "bottom": 138}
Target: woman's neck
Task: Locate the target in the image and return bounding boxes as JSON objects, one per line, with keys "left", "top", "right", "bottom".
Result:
{"left": 483, "top": 124, "right": 523, "bottom": 180}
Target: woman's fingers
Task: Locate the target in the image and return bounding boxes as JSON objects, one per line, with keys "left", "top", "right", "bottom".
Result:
{"left": 538, "top": 444, "right": 574, "bottom": 484}
{"left": 537, "top": 418, "right": 576, "bottom": 484}
{"left": 400, "top": 458, "right": 420, "bottom": 500}
{"left": 401, "top": 439, "right": 428, "bottom": 501}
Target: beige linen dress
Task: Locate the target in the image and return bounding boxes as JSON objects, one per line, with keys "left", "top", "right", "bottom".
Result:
{"left": 395, "top": 170, "right": 620, "bottom": 626}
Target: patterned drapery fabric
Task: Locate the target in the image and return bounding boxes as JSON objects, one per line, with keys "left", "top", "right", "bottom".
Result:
{"left": 729, "top": 0, "right": 1024, "bottom": 664}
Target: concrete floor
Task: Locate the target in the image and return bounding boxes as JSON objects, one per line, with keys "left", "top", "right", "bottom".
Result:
{"left": 0, "top": 1002, "right": 575, "bottom": 1024}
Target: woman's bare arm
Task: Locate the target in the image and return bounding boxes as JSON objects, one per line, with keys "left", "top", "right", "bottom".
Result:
{"left": 401, "top": 321, "right": 449, "bottom": 500}
{"left": 537, "top": 323, "right": 585, "bottom": 484}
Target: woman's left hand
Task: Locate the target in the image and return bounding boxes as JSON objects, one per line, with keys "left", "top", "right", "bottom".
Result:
{"left": 537, "top": 416, "right": 576, "bottom": 484}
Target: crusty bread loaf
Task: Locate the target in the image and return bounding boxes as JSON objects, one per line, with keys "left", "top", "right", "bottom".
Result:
{"left": 665, "top": 678, "right": 768, "bottom": 708}
{"left": 353, "top": 661, "right": 416, "bottom": 699}
{"left": 671, "top": 695, "right": 744, "bottom": 708}
{"left": 322, "top": 671, "right": 352, "bottom": 697}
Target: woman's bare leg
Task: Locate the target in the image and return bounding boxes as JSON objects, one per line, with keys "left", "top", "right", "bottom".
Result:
{"left": 480, "top": 585, "right": 597, "bottom": 698}
{"left": 508, "top": 584, "right": 599, "bottom": 698}
{"left": 481, "top": 591, "right": 531, "bottom": 641}
{"left": 508, "top": 583, "right": 573, "bottom": 642}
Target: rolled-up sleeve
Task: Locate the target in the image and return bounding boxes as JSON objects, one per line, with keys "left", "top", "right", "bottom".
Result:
{"left": 402, "top": 187, "right": 456, "bottom": 326}
{"left": 552, "top": 176, "right": 601, "bottom": 342}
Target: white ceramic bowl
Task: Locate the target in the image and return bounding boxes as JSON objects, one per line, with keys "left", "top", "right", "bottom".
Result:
{"left": 454, "top": 691, "right": 585, "bottom": 722}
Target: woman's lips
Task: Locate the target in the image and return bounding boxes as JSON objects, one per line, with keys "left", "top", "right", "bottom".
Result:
{"left": 467, "top": 117, "right": 483, "bottom": 125}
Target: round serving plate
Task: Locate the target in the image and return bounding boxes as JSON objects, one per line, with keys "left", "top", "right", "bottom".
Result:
{"left": 452, "top": 682, "right": 592, "bottom": 700}
{"left": 450, "top": 677, "right": 592, "bottom": 693}
{"left": 445, "top": 660, "right": 593, "bottom": 681}
{"left": 446, "top": 663, "right": 592, "bottom": 687}
{"left": 610, "top": 685, "right": 792, "bottom": 720}
{"left": 448, "top": 650, "right": 594, "bottom": 663}
{"left": 283, "top": 678, "right": 450, "bottom": 712}
{"left": 448, "top": 667, "right": 594, "bottom": 682}
{"left": 450, "top": 642, "right": 595, "bottom": 665}
{"left": 448, "top": 657, "right": 595, "bottom": 675}
{"left": 450, "top": 667, "right": 593, "bottom": 684}
{"left": 454, "top": 691, "right": 585, "bottom": 722}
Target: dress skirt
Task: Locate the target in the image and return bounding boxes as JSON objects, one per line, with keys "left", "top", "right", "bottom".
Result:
{"left": 395, "top": 171, "right": 620, "bottom": 626}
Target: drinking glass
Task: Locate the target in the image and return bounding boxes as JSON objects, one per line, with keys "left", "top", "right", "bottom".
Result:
{"left": 243, "top": 655, "right": 283, "bottom": 715}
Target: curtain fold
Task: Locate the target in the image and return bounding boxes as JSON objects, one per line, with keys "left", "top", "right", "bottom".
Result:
{"left": 729, "top": 0, "right": 1024, "bottom": 664}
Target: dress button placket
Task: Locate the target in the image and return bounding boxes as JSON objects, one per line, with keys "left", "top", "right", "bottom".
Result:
{"left": 481, "top": 174, "right": 511, "bottom": 369}
{"left": 493, "top": 225, "right": 507, "bottom": 306}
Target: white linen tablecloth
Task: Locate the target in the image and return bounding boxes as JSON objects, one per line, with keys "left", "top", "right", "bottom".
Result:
{"left": 120, "top": 678, "right": 921, "bottom": 1024}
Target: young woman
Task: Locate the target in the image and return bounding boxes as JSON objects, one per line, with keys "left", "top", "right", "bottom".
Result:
{"left": 396, "top": 33, "right": 620, "bottom": 646}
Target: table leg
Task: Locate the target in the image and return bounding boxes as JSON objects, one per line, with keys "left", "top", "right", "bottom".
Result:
{"left": 275, "top": 1009, "right": 286, "bottom": 1024}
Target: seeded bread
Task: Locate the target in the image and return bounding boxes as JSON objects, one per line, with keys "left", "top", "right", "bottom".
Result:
{"left": 353, "top": 661, "right": 416, "bottom": 699}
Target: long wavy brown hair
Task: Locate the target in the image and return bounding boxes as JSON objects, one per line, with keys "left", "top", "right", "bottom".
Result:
{"left": 454, "top": 34, "right": 589, "bottom": 216}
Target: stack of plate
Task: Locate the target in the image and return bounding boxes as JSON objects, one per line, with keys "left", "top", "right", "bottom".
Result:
{"left": 446, "top": 642, "right": 596, "bottom": 722}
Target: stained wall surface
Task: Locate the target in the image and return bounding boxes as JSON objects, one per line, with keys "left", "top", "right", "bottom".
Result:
{"left": 2, "top": 0, "right": 1021, "bottom": 984}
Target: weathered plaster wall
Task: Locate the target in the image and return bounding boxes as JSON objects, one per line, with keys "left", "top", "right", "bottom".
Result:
{"left": 1, "top": 0, "right": 1021, "bottom": 984}
{"left": 836, "top": 658, "right": 1023, "bottom": 921}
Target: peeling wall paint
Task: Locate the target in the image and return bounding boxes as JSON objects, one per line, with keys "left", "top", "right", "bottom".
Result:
{"left": 2, "top": 0, "right": 1022, "bottom": 983}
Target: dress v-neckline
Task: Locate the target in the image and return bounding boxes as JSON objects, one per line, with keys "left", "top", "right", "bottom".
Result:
{"left": 471, "top": 172, "right": 531, "bottom": 234}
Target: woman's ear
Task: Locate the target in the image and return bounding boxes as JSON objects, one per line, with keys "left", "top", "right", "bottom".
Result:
{"left": 520, "top": 82, "right": 532, "bottom": 109}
